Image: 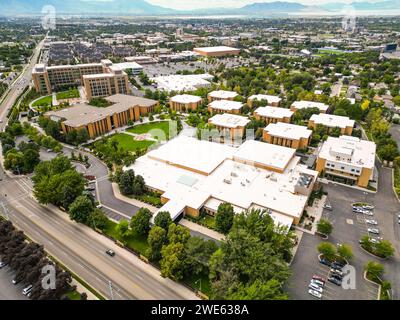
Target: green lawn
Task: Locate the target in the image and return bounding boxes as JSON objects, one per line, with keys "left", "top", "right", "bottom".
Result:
{"left": 32, "top": 95, "right": 52, "bottom": 107}
{"left": 183, "top": 272, "right": 211, "bottom": 297}
{"left": 56, "top": 88, "right": 80, "bottom": 100}
{"left": 127, "top": 121, "right": 171, "bottom": 141}
{"left": 110, "top": 133, "right": 156, "bottom": 152}
{"left": 103, "top": 219, "right": 149, "bottom": 257}
{"left": 66, "top": 290, "right": 82, "bottom": 300}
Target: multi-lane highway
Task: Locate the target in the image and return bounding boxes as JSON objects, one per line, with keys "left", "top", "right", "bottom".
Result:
{"left": 0, "top": 40, "right": 199, "bottom": 300}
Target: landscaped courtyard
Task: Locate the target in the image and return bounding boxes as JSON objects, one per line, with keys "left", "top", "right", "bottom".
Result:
{"left": 109, "top": 133, "right": 156, "bottom": 152}
{"left": 126, "top": 121, "right": 171, "bottom": 141}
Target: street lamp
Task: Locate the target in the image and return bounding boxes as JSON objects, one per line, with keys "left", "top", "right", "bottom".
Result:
{"left": 195, "top": 278, "right": 202, "bottom": 293}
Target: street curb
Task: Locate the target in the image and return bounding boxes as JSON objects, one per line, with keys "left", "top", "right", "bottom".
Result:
{"left": 359, "top": 245, "right": 388, "bottom": 261}
{"left": 363, "top": 271, "right": 381, "bottom": 301}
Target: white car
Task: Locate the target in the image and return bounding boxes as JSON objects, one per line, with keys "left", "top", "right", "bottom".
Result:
{"left": 309, "top": 283, "right": 323, "bottom": 293}
{"left": 364, "top": 211, "right": 374, "bottom": 216}
{"left": 308, "top": 289, "right": 322, "bottom": 299}
{"left": 366, "top": 219, "right": 378, "bottom": 225}
{"left": 368, "top": 228, "right": 380, "bottom": 235}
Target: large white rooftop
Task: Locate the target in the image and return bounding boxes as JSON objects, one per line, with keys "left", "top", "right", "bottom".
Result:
{"left": 264, "top": 122, "right": 312, "bottom": 140}
{"left": 254, "top": 106, "right": 294, "bottom": 119}
{"left": 151, "top": 74, "right": 213, "bottom": 92}
{"left": 319, "top": 135, "right": 376, "bottom": 169}
{"left": 209, "top": 113, "right": 250, "bottom": 128}
{"left": 194, "top": 46, "right": 240, "bottom": 53}
{"left": 310, "top": 113, "right": 355, "bottom": 129}
{"left": 170, "top": 94, "right": 202, "bottom": 104}
{"left": 209, "top": 100, "right": 243, "bottom": 111}
{"left": 292, "top": 100, "right": 329, "bottom": 112}
{"left": 248, "top": 94, "right": 282, "bottom": 104}
{"left": 209, "top": 90, "right": 239, "bottom": 100}
{"left": 234, "top": 140, "right": 296, "bottom": 172}
{"left": 127, "top": 137, "right": 318, "bottom": 229}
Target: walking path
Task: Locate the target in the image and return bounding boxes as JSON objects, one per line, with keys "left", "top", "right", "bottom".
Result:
{"left": 180, "top": 219, "right": 225, "bottom": 241}
{"left": 111, "top": 183, "right": 158, "bottom": 213}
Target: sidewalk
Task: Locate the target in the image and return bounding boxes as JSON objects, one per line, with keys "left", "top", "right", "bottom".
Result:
{"left": 111, "top": 182, "right": 158, "bottom": 213}
{"left": 180, "top": 219, "right": 225, "bottom": 241}
{"left": 70, "top": 278, "right": 99, "bottom": 300}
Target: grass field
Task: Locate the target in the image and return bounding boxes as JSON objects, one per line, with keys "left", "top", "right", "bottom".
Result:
{"left": 183, "top": 272, "right": 211, "bottom": 297}
{"left": 103, "top": 219, "right": 149, "bottom": 257}
{"left": 110, "top": 133, "right": 156, "bottom": 152}
{"left": 56, "top": 88, "right": 80, "bottom": 100}
{"left": 32, "top": 95, "right": 52, "bottom": 107}
{"left": 127, "top": 121, "right": 171, "bottom": 141}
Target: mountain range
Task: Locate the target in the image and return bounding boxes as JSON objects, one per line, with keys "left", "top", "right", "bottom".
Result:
{"left": 1, "top": 0, "right": 400, "bottom": 16}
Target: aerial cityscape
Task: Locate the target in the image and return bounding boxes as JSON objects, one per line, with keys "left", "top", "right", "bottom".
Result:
{"left": 0, "top": 0, "right": 400, "bottom": 311}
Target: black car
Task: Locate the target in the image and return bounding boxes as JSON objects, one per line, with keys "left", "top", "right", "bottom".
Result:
{"left": 328, "top": 276, "right": 342, "bottom": 286}
{"left": 333, "top": 261, "right": 346, "bottom": 268}
{"left": 331, "top": 263, "right": 343, "bottom": 271}
{"left": 331, "top": 273, "right": 343, "bottom": 281}
{"left": 319, "top": 258, "right": 331, "bottom": 267}
{"left": 106, "top": 249, "right": 115, "bottom": 257}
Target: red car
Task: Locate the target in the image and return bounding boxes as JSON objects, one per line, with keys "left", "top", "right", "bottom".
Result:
{"left": 312, "top": 275, "right": 326, "bottom": 283}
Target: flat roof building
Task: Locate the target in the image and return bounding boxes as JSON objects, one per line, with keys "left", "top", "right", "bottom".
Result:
{"left": 193, "top": 46, "right": 240, "bottom": 57}
{"left": 309, "top": 113, "right": 355, "bottom": 135}
{"left": 208, "top": 90, "right": 238, "bottom": 102}
{"left": 169, "top": 94, "right": 202, "bottom": 112}
{"left": 45, "top": 94, "right": 158, "bottom": 139}
{"left": 290, "top": 100, "right": 330, "bottom": 113}
{"left": 263, "top": 122, "right": 312, "bottom": 150}
{"left": 208, "top": 100, "right": 243, "bottom": 115}
{"left": 247, "top": 94, "right": 282, "bottom": 107}
{"left": 151, "top": 74, "right": 213, "bottom": 92}
{"left": 316, "top": 135, "right": 376, "bottom": 188}
{"left": 208, "top": 113, "right": 250, "bottom": 141}
{"left": 254, "top": 106, "right": 294, "bottom": 124}
{"left": 127, "top": 136, "right": 318, "bottom": 228}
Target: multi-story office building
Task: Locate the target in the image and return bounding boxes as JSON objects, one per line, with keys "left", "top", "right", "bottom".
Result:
{"left": 253, "top": 106, "right": 294, "bottom": 124}
{"left": 169, "top": 94, "right": 203, "bottom": 112}
{"left": 263, "top": 122, "right": 312, "bottom": 149}
{"left": 290, "top": 100, "right": 330, "bottom": 113}
{"left": 208, "top": 113, "right": 250, "bottom": 141}
{"left": 44, "top": 94, "right": 158, "bottom": 139}
{"left": 309, "top": 113, "right": 355, "bottom": 135}
{"left": 32, "top": 59, "right": 132, "bottom": 100}
{"left": 316, "top": 135, "right": 376, "bottom": 188}
{"left": 247, "top": 94, "right": 282, "bottom": 107}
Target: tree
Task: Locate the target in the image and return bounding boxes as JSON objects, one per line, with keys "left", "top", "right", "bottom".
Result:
{"left": 154, "top": 211, "right": 173, "bottom": 230}
{"left": 130, "top": 208, "right": 152, "bottom": 236}
{"left": 116, "top": 220, "right": 130, "bottom": 239}
{"left": 360, "top": 235, "right": 373, "bottom": 252}
{"left": 215, "top": 203, "right": 234, "bottom": 234}
{"left": 317, "top": 219, "right": 333, "bottom": 236}
{"left": 167, "top": 223, "right": 190, "bottom": 245}
{"left": 317, "top": 242, "right": 336, "bottom": 261}
{"left": 364, "top": 261, "right": 384, "bottom": 281}
{"left": 227, "top": 279, "right": 288, "bottom": 300}
{"left": 132, "top": 175, "right": 146, "bottom": 196}
{"left": 118, "top": 169, "right": 135, "bottom": 195}
{"left": 68, "top": 195, "right": 94, "bottom": 224}
{"left": 337, "top": 243, "right": 353, "bottom": 261}
{"left": 146, "top": 226, "right": 167, "bottom": 261}
{"left": 88, "top": 208, "right": 108, "bottom": 230}
{"left": 160, "top": 242, "right": 185, "bottom": 281}
{"left": 184, "top": 237, "right": 218, "bottom": 276}
{"left": 374, "top": 240, "right": 395, "bottom": 258}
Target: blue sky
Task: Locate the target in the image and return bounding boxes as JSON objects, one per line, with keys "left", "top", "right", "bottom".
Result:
{"left": 147, "top": 0, "right": 380, "bottom": 10}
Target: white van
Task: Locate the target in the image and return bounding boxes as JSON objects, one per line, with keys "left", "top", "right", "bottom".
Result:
{"left": 22, "top": 285, "right": 33, "bottom": 295}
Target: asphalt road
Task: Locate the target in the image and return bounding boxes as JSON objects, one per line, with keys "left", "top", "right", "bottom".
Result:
{"left": 288, "top": 163, "right": 400, "bottom": 300}
{"left": 0, "top": 266, "right": 28, "bottom": 300}
{"left": 0, "top": 173, "right": 198, "bottom": 300}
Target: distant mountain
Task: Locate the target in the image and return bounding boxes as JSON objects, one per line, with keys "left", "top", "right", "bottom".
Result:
{"left": 0, "top": 0, "right": 174, "bottom": 15}
{"left": 1, "top": 0, "right": 400, "bottom": 16}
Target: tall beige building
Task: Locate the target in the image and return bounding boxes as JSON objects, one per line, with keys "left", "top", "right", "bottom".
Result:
{"left": 32, "top": 59, "right": 131, "bottom": 100}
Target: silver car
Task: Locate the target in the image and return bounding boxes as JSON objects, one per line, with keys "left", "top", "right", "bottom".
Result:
{"left": 368, "top": 228, "right": 380, "bottom": 234}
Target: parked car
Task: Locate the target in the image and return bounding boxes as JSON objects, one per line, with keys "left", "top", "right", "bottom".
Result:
{"left": 366, "top": 219, "right": 378, "bottom": 225}
{"left": 328, "top": 276, "right": 342, "bottom": 286}
{"left": 368, "top": 228, "right": 380, "bottom": 235}
{"left": 319, "top": 258, "right": 331, "bottom": 266}
{"left": 22, "top": 285, "right": 33, "bottom": 296}
{"left": 333, "top": 261, "right": 346, "bottom": 268}
{"left": 308, "top": 289, "right": 322, "bottom": 299}
{"left": 331, "top": 263, "right": 343, "bottom": 271}
{"left": 362, "top": 205, "right": 374, "bottom": 210}
{"left": 312, "top": 275, "right": 326, "bottom": 283}
{"left": 311, "top": 279, "right": 325, "bottom": 288}
{"left": 364, "top": 211, "right": 374, "bottom": 216}
{"left": 323, "top": 204, "right": 333, "bottom": 211}
{"left": 0, "top": 261, "right": 7, "bottom": 268}
{"left": 12, "top": 278, "right": 21, "bottom": 285}
{"left": 330, "top": 268, "right": 343, "bottom": 276}
{"left": 106, "top": 249, "right": 115, "bottom": 257}
{"left": 309, "top": 283, "right": 323, "bottom": 293}
{"left": 331, "top": 273, "right": 343, "bottom": 280}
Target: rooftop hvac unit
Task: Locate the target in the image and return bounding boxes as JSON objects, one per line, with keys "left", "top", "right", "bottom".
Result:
{"left": 241, "top": 182, "right": 246, "bottom": 186}
{"left": 231, "top": 172, "right": 238, "bottom": 177}
{"left": 270, "top": 176, "right": 278, "bottom": 182}
{"left": 224, "top": 178, "right": 232, "bottom": 184}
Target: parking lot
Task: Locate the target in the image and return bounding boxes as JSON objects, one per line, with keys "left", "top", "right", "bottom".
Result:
{"left": 288, "top": 164, "right": 400, "bottom": 300}
{"left": 0, "top": 266, "right": 28, "bottom": 300}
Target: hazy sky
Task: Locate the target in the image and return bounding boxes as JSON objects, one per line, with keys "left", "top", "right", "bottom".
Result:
{"left": 147, "top": 0, "right": 381, "bottom": 10}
